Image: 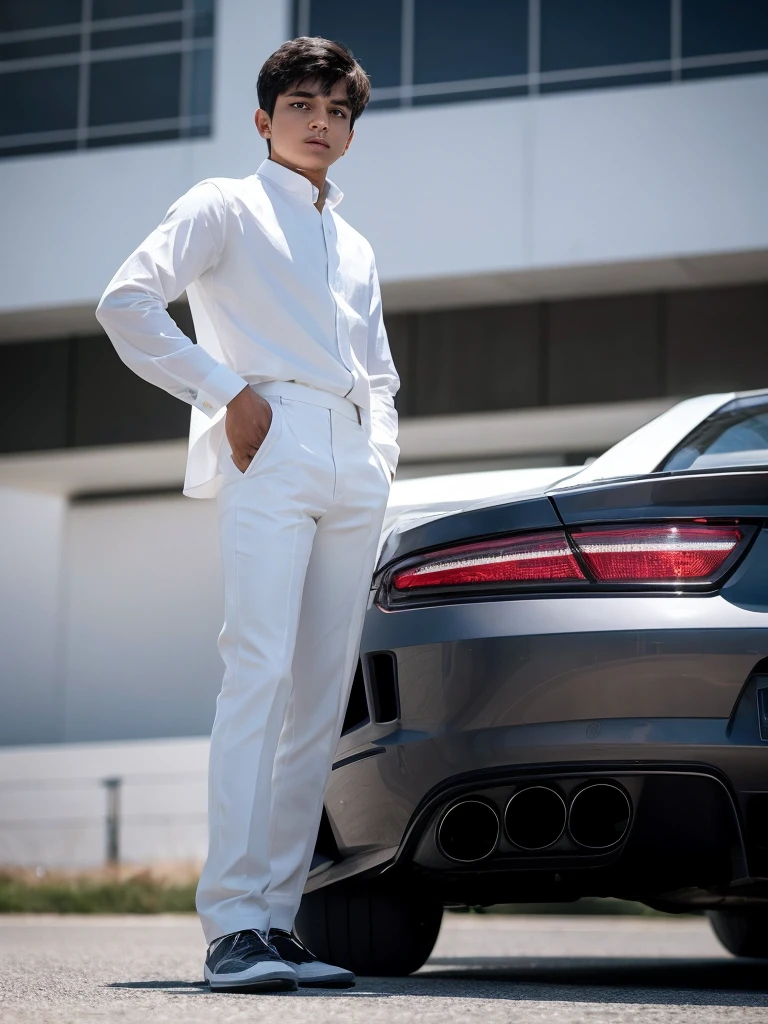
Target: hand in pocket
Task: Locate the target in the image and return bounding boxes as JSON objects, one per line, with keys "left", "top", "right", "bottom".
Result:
{"left": 225, "top": 387, "right": 274, "bottom": 474}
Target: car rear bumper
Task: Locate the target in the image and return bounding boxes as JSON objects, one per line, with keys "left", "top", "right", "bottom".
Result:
{"left": 316, "top": 594, "right": 768, "bottom": 902}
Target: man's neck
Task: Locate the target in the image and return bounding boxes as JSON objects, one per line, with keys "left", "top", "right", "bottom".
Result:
{"left": 269, "top": 154, "right": 327, "bottom": 212}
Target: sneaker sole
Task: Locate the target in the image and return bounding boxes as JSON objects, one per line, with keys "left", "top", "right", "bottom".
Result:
{"left": 205, "top": 964, "right": 298, "bottom": 992}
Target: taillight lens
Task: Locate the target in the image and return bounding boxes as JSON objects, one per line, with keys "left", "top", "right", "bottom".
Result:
{"left": 570, "top": 524, "right": 743, "bottom": 581}
{"left": 391, "top": 530, "right": 584, "bottom": 591}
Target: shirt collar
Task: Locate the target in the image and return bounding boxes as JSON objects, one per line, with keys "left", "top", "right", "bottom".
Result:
{"left": 256, "top": 158, "right": 344, "bottom": 210}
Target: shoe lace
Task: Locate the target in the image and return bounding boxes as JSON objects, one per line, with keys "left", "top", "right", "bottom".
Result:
{"left": 227, "top": 929, "right": 279, "bottom": 961}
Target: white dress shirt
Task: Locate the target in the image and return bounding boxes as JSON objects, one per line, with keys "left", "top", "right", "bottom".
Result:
{"left": 95, "top": 158, "right": 400, "bottom": 498}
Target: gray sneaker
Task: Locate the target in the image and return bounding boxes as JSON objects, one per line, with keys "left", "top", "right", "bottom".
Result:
{"left": 268, "top": 928, "right": 355, "bottom": 988}
{"left": 204, "top": 929, "right": 298, "bottom": 991}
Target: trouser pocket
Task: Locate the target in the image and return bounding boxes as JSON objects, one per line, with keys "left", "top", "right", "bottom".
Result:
{"left": 223, "top": 394, "right": 284, "bottom": 479}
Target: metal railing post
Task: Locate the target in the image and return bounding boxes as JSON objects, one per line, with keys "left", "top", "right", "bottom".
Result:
{"left": 103, "top": 777, "right": 122, "bottom": 866}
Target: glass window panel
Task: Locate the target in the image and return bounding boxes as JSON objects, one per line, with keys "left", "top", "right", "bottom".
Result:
{"left": 413, "top": 0, "right": 527, "bottom": 85}
{"left": 91, "top": 22, "right": 183, "bottom": 49}
{"left": 541, "top": 0, "right": 671, "bottom": 72}
{"left": 682, "top": 0, "right": 768, "bottom": 57}
{"left": 193, "top": 10, "right": 214, "bottom": 38}
{"left": 0, "top": 139, "right": 78, "bottom": 158}
{"left": 0, "top": 33, "right": 80, "bottom": 61}
{"left": 0, "top": 341, "right": 71, "bottom": 454}
{"left": 366, "top": 97, "right": 401, "bottom": 110}
{"left": 89, "top": 53, "right": 182, "bottom": 126}
{"left": 666, "top": 284, "right": 768, "bottom": 396}
{"left": 86, "top": 127, "right": 182, "bottom": 149}
{"left": 413, "top": 85, "right": 527, "bottom": 106}
{"left": 73, "top": 335, "right": 189, "bottom": 446}
{"left": 0, "top": 66, "right": 79, "bottom": 136}
{"left": 660, "top": 397, "right": 768, "bottom": 473}
{"left": 309, "top": 0, "right": 401, "bottom": 89}
{"left": 193, "top": 0, "right": 215, "bottom": 37}
{"left": 0, "top": 0, "right": 81, "bottom": 33}
{"left": 541, "top": 70, "right": 672, "bottom": 94}
{"left": 681, "top": 60, "right": 768, "bottom": 82}
{"left": 547, "top": 295, "right": 661, "bottom": 407}
{"left": 92, "top": 0, "right": 183, "bottom": 19}
{"left": 188, "top": 44, "right": 213, "bottom": 117}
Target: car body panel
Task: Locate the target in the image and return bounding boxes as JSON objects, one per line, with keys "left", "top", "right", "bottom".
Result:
{"left": 551, "top": 468, "right": 768, "bottom": 523}
{"left": 310, "top": 391, "right": 768, "bottom": 910}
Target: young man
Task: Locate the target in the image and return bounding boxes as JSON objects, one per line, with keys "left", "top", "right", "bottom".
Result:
{"left": 95, "top": 37, "right": 399, "bottom": 991}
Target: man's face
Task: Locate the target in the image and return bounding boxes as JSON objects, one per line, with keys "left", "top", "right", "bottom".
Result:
{"left": 257, "top": 78, "right": 354, "bottom": 171}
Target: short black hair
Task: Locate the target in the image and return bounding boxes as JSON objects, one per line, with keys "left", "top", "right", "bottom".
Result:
{"left": 257, "top": 36, "right": 371, "bottom": 153}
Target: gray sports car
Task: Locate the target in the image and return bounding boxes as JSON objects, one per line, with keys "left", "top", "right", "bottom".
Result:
{"left": 296, "top": 389, "right": 768, "bottom": 975}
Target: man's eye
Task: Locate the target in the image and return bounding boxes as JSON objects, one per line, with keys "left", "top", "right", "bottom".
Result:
{"left": 291, "top": 102, "right": 308, "bottom": 109}
{"left": 331, "top": 109, "right": 346, "bottom": 117}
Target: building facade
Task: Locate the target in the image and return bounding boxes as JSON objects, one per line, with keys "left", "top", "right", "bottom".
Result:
{"left": 1, "top": 0, "right": 767, "bottom": 748}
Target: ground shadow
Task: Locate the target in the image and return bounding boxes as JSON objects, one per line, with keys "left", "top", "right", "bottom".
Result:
{"left": 109, "top": 955, "right": 768, "bottom": 1006}
{"left": 418, "top": 956, "right": 768, "bottom": 1005}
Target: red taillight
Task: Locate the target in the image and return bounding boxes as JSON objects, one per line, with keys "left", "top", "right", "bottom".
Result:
{"left": 391, "top": 530, "right": 585, "bottom": 590}
{"left": 570, "top": 524, "right": 742, "bottom": 581}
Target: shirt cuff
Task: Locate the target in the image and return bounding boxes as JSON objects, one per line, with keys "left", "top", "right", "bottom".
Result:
{"left": 194, "top": 363, "right": 249, "bottom": 418}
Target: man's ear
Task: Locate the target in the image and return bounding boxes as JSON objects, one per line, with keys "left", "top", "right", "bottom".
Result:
{"left": 342, "top": 127, "right": 355, "bottom": 155}
{"left": 254, "top": 108, "right": 271, "bottom": 140}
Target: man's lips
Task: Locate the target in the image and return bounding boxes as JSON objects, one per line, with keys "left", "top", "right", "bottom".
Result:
{"left": 305, "top": 137, "right": 330, "bottom": 148}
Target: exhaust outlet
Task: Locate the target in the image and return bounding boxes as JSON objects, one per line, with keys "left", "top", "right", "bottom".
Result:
{"left": 568, "top": 782, "right": 632, "bottom": 849}
{"left": 437, "top": 798, "right": 500, "bottom": 863}
{"left": 504, "top": 785, "right": 567, "bottom": 850}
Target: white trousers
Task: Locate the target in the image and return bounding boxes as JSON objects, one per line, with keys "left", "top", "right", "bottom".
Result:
{"left": 196, "top": 380, "right": 391, "bottom": 944}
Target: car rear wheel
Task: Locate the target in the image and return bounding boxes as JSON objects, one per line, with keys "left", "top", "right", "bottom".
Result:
{"left": 295, "top": 876, "right": 443, "bottom": 976}
{"left": 708, "top": 910, "right": 768, "bottom": 958}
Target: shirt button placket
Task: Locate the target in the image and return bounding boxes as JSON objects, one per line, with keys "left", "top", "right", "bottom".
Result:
{"left": 322, "top": 213, "right": 352, "bottom": 376}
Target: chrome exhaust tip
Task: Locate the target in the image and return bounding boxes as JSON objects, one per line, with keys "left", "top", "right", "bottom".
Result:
{"left": 437, "top": 798, "right": 501, "bottom": 863}
{"left": 504, "top": 785, "right": 567, "bottom": 850}
{"left": 568, "top": 782, "right": 632, "bottom": 849}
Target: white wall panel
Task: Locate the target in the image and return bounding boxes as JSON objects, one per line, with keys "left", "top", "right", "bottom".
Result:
{"left": 0, "top": 0, "right": 766, "bottom": 316}
{"left": 529, "top": 77, "right": 768, "bottom": 268}
{"left": 62, "top": 495, "right": 223, "bottom": 742}
{"left": 0, "top": 487, "right": 66, "bottom": 745}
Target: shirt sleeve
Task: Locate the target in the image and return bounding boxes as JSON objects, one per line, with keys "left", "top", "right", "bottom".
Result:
{"left": 367, "top": 256, "right": 400, "bottom": 478}
{"left": 94, "top": 179, "right": 249, "bottom": 418}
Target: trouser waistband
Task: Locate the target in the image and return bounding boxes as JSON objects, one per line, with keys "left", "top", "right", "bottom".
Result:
{"left": 250, "top": 380, "right": 361, "bottom": 423}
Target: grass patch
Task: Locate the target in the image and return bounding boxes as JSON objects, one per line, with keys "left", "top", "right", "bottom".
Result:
{"left": 0, "top": 869, "right": 691, "bottom": 916}
{"left": 0, "top": 868, "right": 197, "bottom": 914}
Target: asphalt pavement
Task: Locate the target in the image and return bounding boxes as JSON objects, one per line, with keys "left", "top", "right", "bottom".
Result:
{"left": 1, "top": 912, "right": 766, "bottom": 1023}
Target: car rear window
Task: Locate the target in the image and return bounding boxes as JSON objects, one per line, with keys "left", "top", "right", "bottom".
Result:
{"left": 659, "top": 395, "right": 768, "bottom": 473}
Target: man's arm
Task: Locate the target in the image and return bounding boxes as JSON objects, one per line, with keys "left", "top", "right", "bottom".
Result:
{"left": 367, "top": 256, "right": 400, "bottom": 481}
{"left": 94, "top": 180, "right": 249, "bottom": 417}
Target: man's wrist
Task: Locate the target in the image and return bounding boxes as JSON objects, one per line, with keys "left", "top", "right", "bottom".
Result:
{"left": 227, "top": 383, "right": 251, "bottom": 406}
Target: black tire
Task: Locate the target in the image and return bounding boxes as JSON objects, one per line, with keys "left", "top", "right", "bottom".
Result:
{"left": 295, "top": 876, "right": 443, "bottom": 976}
{"left": 708, "top": 909, "right": 768, "bottom": 958}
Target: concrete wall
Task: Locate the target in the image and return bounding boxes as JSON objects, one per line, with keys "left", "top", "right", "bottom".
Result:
{"left": 0, "top": 487, "right": 66, "bottom": 745}
{"left": 0, "top": 0, "right": 766, "bottom": 317}
{"left": 0, "top": 738, "right": 209, "bottom": 868}
{"left": 62, "top": 494, "right": 223, "bottom": 743}
{"left": 0, "top": 489, "right": 223, "bottom": 747}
